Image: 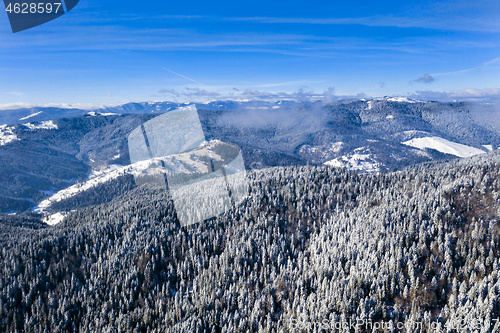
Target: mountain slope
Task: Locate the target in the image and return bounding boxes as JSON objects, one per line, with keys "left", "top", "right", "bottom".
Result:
{"left": 1, "top": 150, "right": 499, "bottom": 332}
{"left": 0, "top": 114, "right": 155, "bottom": 212}
{"left": 1, "top": 98, "right": 500, "bottom": 214}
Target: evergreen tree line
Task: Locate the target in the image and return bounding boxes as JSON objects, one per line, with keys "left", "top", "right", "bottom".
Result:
{"left": 0, "top": 151, "right": 500, "bottom": 332}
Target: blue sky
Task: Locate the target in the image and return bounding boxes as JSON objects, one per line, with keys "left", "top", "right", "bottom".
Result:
{"left": 1, "top": 0, "right": 500, "bottom": 108}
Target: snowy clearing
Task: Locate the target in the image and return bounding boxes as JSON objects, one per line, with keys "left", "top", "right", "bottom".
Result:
{"left": 43, "top": 212, "right": 66, "bottom": 225}
{"left": 403, "top": 137, "right": 486, "bottom": 158}
{"left": 19, "top": 111, "right": 42, "bottom": 121}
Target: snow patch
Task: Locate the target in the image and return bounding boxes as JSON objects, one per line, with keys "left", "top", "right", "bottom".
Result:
{"left": 403, "top": 137, "right": 486, "bottom": 158}
{"left": 482, "top": 144, "right": 493, "bottom": 151}
{"left": 19, "top": 111, "right": 42, "bottom": 121}
{"left": 0, "top": 125, "right": 19, "bottom": 146}
{"left": 43, "top": 212, "right": 66, "bottom": 226}
{"left": 324, "top": 148, "right": 381, "bottom": 172}
{"left": 385, "top": 97, "right": 416, "bottom": 103}
{"left": 299, "top": 142, "right": 344, "bottom": 162}
{"left": 386, "top": 115, "right": 395, "bottom": 119}
{"left": 23, "top": 120, "right": 58, "bottom": 130}
{"left": 87, "top": 111, "right": 118, "bottom": 117}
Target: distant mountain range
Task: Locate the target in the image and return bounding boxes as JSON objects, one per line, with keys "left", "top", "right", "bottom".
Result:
{"left": 1, "top": 97, "right": 499, "bottom": 216}
{"left": 0, "top": 100, "right": 303, "bottom": 126}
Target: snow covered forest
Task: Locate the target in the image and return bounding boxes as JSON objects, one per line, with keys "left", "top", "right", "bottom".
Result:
{"left": 1, "top": 150, "right": 500, "bottom": 332}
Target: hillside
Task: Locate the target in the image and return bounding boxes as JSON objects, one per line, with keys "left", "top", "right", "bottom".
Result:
{"left": 0, "top": 98, "right": 499, "bottom": 217}
{"left": 0, "top": 150, "right": 499, "bottom": 332}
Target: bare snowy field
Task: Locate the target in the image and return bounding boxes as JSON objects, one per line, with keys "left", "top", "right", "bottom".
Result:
{"left": 403, "top": 136, "right": 487, "bottom": 158}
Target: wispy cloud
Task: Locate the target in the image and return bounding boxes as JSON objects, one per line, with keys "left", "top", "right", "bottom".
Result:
{"left": 156, "top": 89, "right": 179, "bottom": 97}
{"left": 431, "top": 56, "right": 500, "bottom": 77}
{"left": 1, "top": 24, "right": 308, "bottom": 53}
{"left": 3, "top": 19, "right": 488, "bottom": 57}
{"left": 224, "top": 15, "right": 500, "bottom": 33}
{"left": 484, "top": 57, "right": 500, "bottom": 66}
{"left": 183, "top": 88, "right": 220, "bottom": 97}
{"left": 153, "top": 87, "right": 220, "bottom": 100}
{"left": 0, "top": 102, "right": 116, "bottom": 110}
{"left": 112, "top": 11, "right": 500, "bottom": 33}
{"left": 162, "top": 67, "right": 202, "bottom": 85}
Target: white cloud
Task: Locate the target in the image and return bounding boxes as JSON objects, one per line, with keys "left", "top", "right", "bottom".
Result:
{"left": 0, "top": 102, "right": 117, "bottom": 110}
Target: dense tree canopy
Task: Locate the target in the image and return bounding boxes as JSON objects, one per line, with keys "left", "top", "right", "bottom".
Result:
{"left": 1, "top": 151, "right": 500, "bottom": 332}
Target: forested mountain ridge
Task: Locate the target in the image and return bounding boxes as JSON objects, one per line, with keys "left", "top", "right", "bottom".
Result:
{"left": 1, "top": 150, "right": 499, "bottom": 332}
{"left": 2, "top": 98, "right": 499, "bottom": 214}
{"left": 0, "top": 113, "right": 155, "bottom": 213}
